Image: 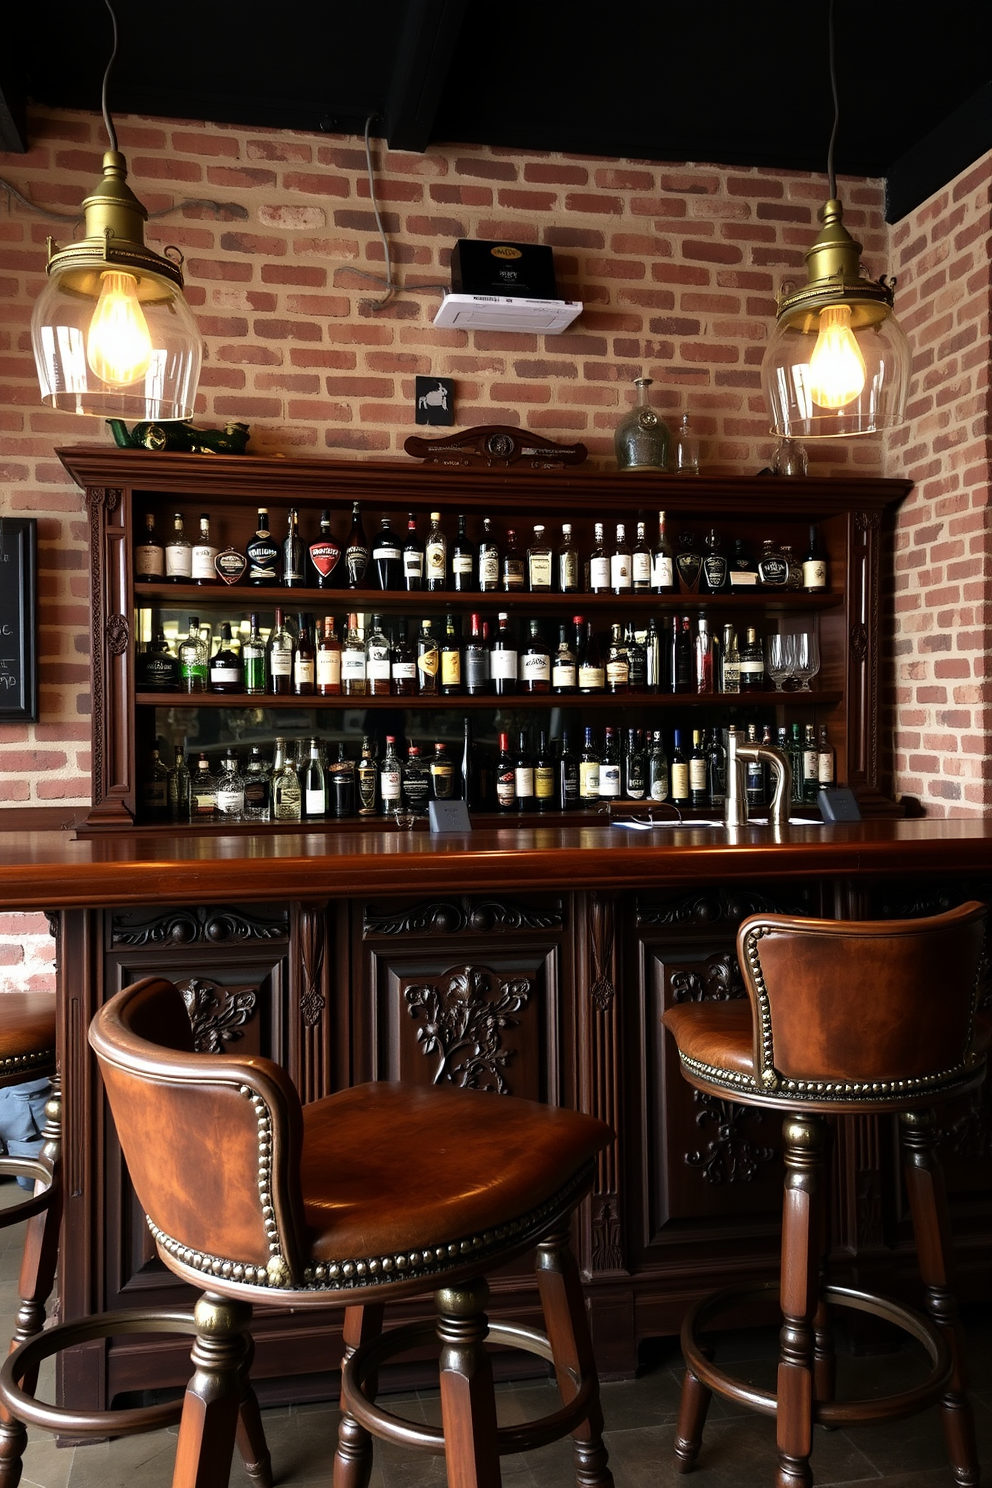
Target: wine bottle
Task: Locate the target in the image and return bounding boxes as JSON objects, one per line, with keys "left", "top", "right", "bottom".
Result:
{"left": 651, "top": 510, "right": 675, "bottom": 593}
{"left": 606, "top": 623, "right": 630, "bottom": 694}
{"left": 490, "top": 613, "right": 518, "bottom": 697}
{"left": 330, "top": 744, "right": 356, "bottom": 818}
{"left": 552, "top": 623, "right": 577, "bottom": 694}
{"left": 425, "top": 511, "right": 447, "bottom": 591}
{"left": 535, "top": 731, "right": 556, "bottom": 814}
{"left": 623, "top": 728, "right": 647, "bottom": 800}
{"left": 316, "top": 617, "right": 342, "bottom": 696}
{"left": 501, "top": 529, "right": 525, "bottom": 592}
{"left": 588, "top": 522, "right": 609, "bottom": 594}
{"left": 357, "top": 735, "right": 379, "bottom": 817}
{"left": 292, "top": 613, "right": 316, "bottom": 696}
{"left": 341, "top": 613, "right": 367, "bottom": 697}
{"left": 478, "top": 517, "right": 500, "bottom": 593}
{"left": 648, "top": 730, "right": 669, "bottom": 802}
{"left": 707, "top": 728, "right": 727, "bottom": 808}
{"left": 817, "top": 725, "right": 835, "bottom": 788}
{"left": 390, "top": 618, "right": 417, "bottom": 698}
{"left": 579, "top": 620, "right": 605, "bottom": 694}
{"left": 689, "top": 730, "right": 708, "bottom": 808}
{"left": 165, "top": 512, "right": 192, "bottom": 582}
{"left": 344, "top": 502, "right": 370, "bottom": 588}
{"left": 738, "top": 626, "right": 765, "bottom": 692}
{"left": 673, "top": 615, "right": 693, "bottom": 694}
{"left": 515, "top": 731, "right": 535, "bottom": 813}
{"left": 268, "top": 608, "right": 294, "bottom": 696}
{"left": 309, "top": 509, "right": 342, "bottom": 588}
{"left": 299, "top": 740, "right": 325, "bottom": 821}
{"left": 372, "top": 514, "right": 402, "bottom": 590}
{"left": 520, "top": 620, "right": 550, "bottom": 695}
{"left": 463, "top": 613, "right": 490, "bottom": 696}
{"left": 379, "top": 735, "right": 403, "bottom": 817}
{"left": 632, "top": 520, "right": 652, "bottom": 592}
{"left": 558, "top": 732, "right": 579, "bottom": 810}
{"left": 191, "top": 513, "right": 217, "bottom": 585}
{"left": 803, "top": 723, "right": 820, "bottom": 804}
{"left": 578, "top": 727, "right": 600, "bottom": 803}
{"left": 610, "top": 523, "right": 632, "bottom": 596}
{"left": 451, "top": 514, "right": 475, "bottom": 593}
{"left": 803, "top": 524, "right": 827, "bottom": 592}
{"left": 625, "top": 623, "right": 647, "bottom": 690}
{"left": 142, "top": 747, "right": 170, "bottom": 822}
{"left": 599, "top": 727, "right": 621, "bottom": 800}
{"left": 135, "top": 512, "right": 164, "bottom": 582}
{"left": 670, "top": 729, "right": 690, "bottom": 807}
{"left": 246, "top": 508, "right": 280, "bottom": 585}
{"left": 440, "top": 614, "right": 463, "bottom": 695}
{"left": 557, "top": 523, "right": 579, "bottom": 594}
{"left": 403, "top": 513, "right": 424, "bottom": 591}
{"left": 282, "top": 508, "right": 304, "bottom": 587}
{"left": 417, "top": 618, "right": 439, "bottom": 697}
{"left": 496, "top": 732, "right": 516, "bottom": 812}
{"left": 460, "top": 717, "right": 476, "bottom": 808}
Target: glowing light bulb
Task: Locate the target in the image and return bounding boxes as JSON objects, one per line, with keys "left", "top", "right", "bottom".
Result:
{"left": 808, "top": 303, "right": 866, "bottom": 410}
{"left": 86, "top": 270, "right": 153, "bottom": 386}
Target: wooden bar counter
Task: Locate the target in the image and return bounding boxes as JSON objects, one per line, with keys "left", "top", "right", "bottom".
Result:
{"left": 6, "top": 819, "right": 990, "bottom": 1406}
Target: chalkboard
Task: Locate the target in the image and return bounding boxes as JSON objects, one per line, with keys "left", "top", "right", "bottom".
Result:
{"left": 0, "top": 519, "right": 38, "bottom": 722}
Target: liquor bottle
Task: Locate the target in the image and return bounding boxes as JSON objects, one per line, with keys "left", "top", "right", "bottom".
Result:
{"left": 242, "top": 745, "right": 271, "bottom": 822}
{"left": 429, "top": 742, "right": 455, "bottom": 800}
{"left": 648, "top": 730, "right": 670, "bottom": 802}
{"left": 191, "top": 753, "right": 219, "bottom": 822}
{"left": 282, "top": 508, "right": 304, "bottom": 588}
{"left": 292, "top": 613, "right": 316, "bottom": 696}
{"left": 341, "top": 613, "right": 368, "bottom": 697}
{"left": 674, "top": 411, "right": 701, "bottom": 474}
{"left": 246, "top": 508, "right": 280, "bottom": 585}
{"left": 802, "top": 724, "right": 820, "bottom": 804}
{"left": 520, "top": 620, "right": 551, "bottom": 694}
{"left": 588, "top": 522, "right": 609, "bottom": 594}
{"left": 142, "top": 747, "right": 170, "bottom": 821}
{"left": 817, "top": 725, "right": 835, "bottom": 788}
{"left": 625, "top": 623, "right": 647, "bottom": 690}
{"left": 451, "top": 514, "right": 475, "bottom": 593}
{"left": 496, "top": 732, "right": 516, "bottom": 813}
{"left": 501, "top": 529, "right": 525, "bottom": 592}
{"left": 720, "top": 624, "right": 740, "bottom": 694}
{"left": 478, "top": 517, "right": 500, "bottom": 592}
{"left": 216, "top": 748, "right": 245, "bottom": 822}
{"left": 164, "top": 512, "right": 192, "bottom": 582}
{"left": 670, "top": 729, "right": 690, "bottom": 807}
{"left": 168, "top": 748, "right": 192, "bottom": 822}
{"left": 402, "top": 513, "right": 424, "bottom": 591}
{"left": 271, "top": 738, "right": 301, "bottom": 822}
{"left": 558, "top": 732, "right": 579, "bottom": 810}
{"left": 744, "top": 723, "right": 765, "bottom": 808}
{"left": 557, "top": 523, "right": 579, "bottom": 594}
{"left": 673, "top": 615, "right": 693, "bottom": 694}
{"left": 490, "top": 613, "right": 518, "bottom": 697}
{"left": 514, "top": 731, "right": 535, "bottom": 813}
{"left": 425, "top": 511, "right": 447, "bottom": 591}
{"left": 803, "top": 525, "right": 828, "bottom": 592}
{"left": 729, "top": 538, "right": 757, "bottom": 588}
{"left": 675, "top": 532, "right": 702, "bottom": 593}
{"left": 578, "top": 728, "right": 600, "bottom": 804}
{"left": 623, "top": 728, "right": 647, "bottom": 800}
{"left": 606, "top": 623, "right": 630, "bottom": 694}
{"left": 694, "top": 616, "right": 714, "bottom": 694}
{"left": 631, "top": 520, "right": 652, "bottom": 592}
{"left": 460, "top": 717, "right": 477, "bottom": 808}
{"left": 136, "top": 628, "right": 179, "bottom": 691}
{"left": 440, "top": 614, "right": 463, "bottom": 695}
{"left": 702, "top": 529, "right": 728, "bottom": 593}
{"left": 527, "top": 525, "right": 553, "bottom": 592}
{"left": 552, "top": 623, "right": 577, "bottom": 694}
{"left": 379, "top": 736, "right": 403, "bottom": 817}
{"left": 214, "top": 536, "right": 247, "bottom": 586}
{"left": 689, "top": 730, "right": 708, "bottom": 808}
{"left": 651, "top": 511, "right": 675, "bottom": 593}
{"left": 371, "top": 515, "right": 402, "bottom": 590}
{"left": 757, "top": 538, "right": 789, "bottom": 589}
{"left": 738, "top": 626, "right": 765, "bottom": 692}
{"left": 366, "top": 614, "right": 392, "bottom": 697}
{"left": 178, "top": 616, "right": 208, "bottom": 694}
{"left": 707, "top": 727, "right": 727, "bottom": 808}
{"left": 316, "top": 616, "right": 342, "bottom": 696}
{"left": 308, "top": 508, "right": 341, "bottom": 588}
{"left": 645, "top": 617, "right": 661, "bottom": 693}
{"left": 402, "top": 744, "right": 430, "bottom": 813}
{"left": 614, "top": 376, "right": 671, "bottom": 470}
{"left": 463, "top": 613, "right": 490, "bottom": 696}
{"left": 390, "top": 618, "right": 417, "bottom": 697}
{"left": 610, "top": 523, "right": 632, "bottom": 595}
{"left": 787, "top": 723, "right": 805, "bottom": 805}
{"left": 268, "top": 607, "right": 294, "bottom": 696}
{"left": 329, "top": 744, "right": 356, "bottom": 819}
{"left": 190, "top": 514, "right": 217, "bottom": 585}
{"left": 579, "top": 620, "right": 605, "bottom": 693}
{"left": 357, "top": 735, "right": 378, "bottom": 817}
{"left": 535, "top": 731, "right": 556, "bottom": 814}
{"left": 344, "top": 502, "right": 370, "bottom": 588}
{"left": 242, "top": 613, "right": 267, "bottom": 696}
{"left": 298, "top": 739, "right": 325, "bottom": 820}
{"left": 599, "top": 727, "right": 621, "bottom": 800}
{"left": 416, "top": 618, "right": 439, "bottom": 697}
{"left": 208, "top": 622, "right": 243, "bottom": 694}
{"left": 135, "top": 512, "right": 165, "bottom": 581}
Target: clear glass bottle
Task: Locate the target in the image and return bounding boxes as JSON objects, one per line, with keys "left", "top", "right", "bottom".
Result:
{"left": 191, "top": 513, "right": 217, "bottom": 585}
{"left": 425, "top": 510, "right": 447, "bottom": 591}
{"left": 208, "top": 621, "right": 242, "bottom": 694}
{"left": 293, "top": 613, "right": 316, "bottom": 696}
{"left": 380, "top": 736, "right": 403, "bottom": 817}
{"left": 645, "top": 617, "right": 661, "bottom": 692}
{"left": 267, "top": 607, "right": 295, "bottom": 696}
{"left": 317, "top": 616, "right": 342, "bottom": 696}
{"left": 390, "top": 618, "right": 417, "bottom": 697}
{"left": 403, "top": 513, "right": 424, "bottom": 591}
{"left": 478, "top": 517, "right": 500, "bottom": 592}
{"left": 164, "top": 512, "right": 192, "bottom": 582}
{"left": 246, "top": 508, "right": 280, "bottom": 585}
{"left": 372, "top": 515, "right": 402, "bottom": 591}
{"left": 242, "top": 612, "right": 266, "bottom": 696}
{"left": 527, "top": 525, "right": 553, "bottom": 592}
{"left": 694, "top": 616, "right": 713, "bottom": 694}
{"left": 178, "top": 616, "right": 208, "bottom": 694}
{"left": 674, "top": 412, "right": 700, "bottom": 474}
{"left": 216, "top": 748, "right": 245, "bottom": 822}
{"left": 610, "top": 523, "right": 632, "bottom": 595}
{"left": 341, "top": 613, "right": 368, "bottom": 697}
{"left": 651, "top": 511, "right": 675, "bottom": 593}
{"left": 242, "top": 744, "right": 272, "bottom": 822}
{"left": 357, "top": 735, "right": 379, "bottom": 817}
{"left": 588, "top": 522, "right": 609, "bottom": 594}
{"left": 271, "top": 737, "right": 302, "bottom": 823}
{"left": 772, "top": 436, "right": 808, "bottom": 476}
{"left": 301, "top": 738, "right": 327, "bottom": 820}
{"left": 451, "top": 514, "right": 475, "bottom": 593}
{"left": 738, "top": 626, "right": 766, "bottom": 691}
{"left": 614, "top": 376, "right": 671, "bottom": 471}
{"left": 402, "top": 744, "right": 430, "bottom": 813}
{"left": 135, "top": 511, "right": 164, "bottom": 582}
{"left": 366, "top": 614, "right": 392, "bottom": 697}
{"left": 501, "top": 529, "right": 525, "bottom": 592}
{"left": 557, "top": 523, "right": 579, "bottom": 594}
{"left": 344, "top": 502, "right": 369, "bottom": 588}
{"left": 282, "top": 507, "right": 304, "bottom": 588}
{"left": 416, "top": 618, "right": 439, "bottom": 697}
{"left": 309, "top": 508, "right": 341, "bottom": 588}
{"left": 520, "top": 620, "right": 551, "bottom": 694}
{"left": 191, "top": 753, "right": 218, "bottom": 822}
{"left": 720, "top": 624, "right": 740, "bottom": 694}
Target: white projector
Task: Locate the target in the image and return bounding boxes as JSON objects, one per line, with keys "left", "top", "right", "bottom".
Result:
{"left": 432, "top": 294, "right": 583, "bottom": 333}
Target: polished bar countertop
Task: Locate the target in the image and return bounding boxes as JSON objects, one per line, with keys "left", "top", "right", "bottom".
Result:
{"left": 1, "top": 818, "right": 991, "bottom": 910}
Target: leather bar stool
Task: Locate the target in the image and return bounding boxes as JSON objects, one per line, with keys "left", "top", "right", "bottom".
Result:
{"left": 6, "top": 977, "right": 615, "bottom": 1488}
{"left": 662, "top": 901, "right": 989, "bottom": 1488}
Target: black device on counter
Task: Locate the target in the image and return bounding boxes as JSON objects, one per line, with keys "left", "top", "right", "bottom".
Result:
{"left": 818, "top": 786, "right": 862, "bottom": 822}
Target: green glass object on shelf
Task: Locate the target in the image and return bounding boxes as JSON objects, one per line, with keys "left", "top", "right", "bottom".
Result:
{"left": 614, "top": 377, "right": 671, "bottom": 472}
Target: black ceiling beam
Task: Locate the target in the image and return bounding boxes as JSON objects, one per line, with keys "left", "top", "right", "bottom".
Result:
{"left": 383, "top": 0, "right": 468, "bottom": 152}
{"left": 885, "top": 82, "right": 992, "bottom": 223}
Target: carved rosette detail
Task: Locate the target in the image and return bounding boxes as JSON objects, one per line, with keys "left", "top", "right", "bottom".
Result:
{"left": 849, "top": 622, "right": 869, "bottom": 662}
{"left": 405, "top": 964, "right": 530, "bottom": 1091}
{"left": 111, "top": 906, "right": 287, "bottom": 947}
{"left": 638, "top": 886, "right": 810, "bottom": 927}
{"left": 106, "top": 613, "right": 130, "bottom": 655}
{"left": 685, "top": 1091, "right": 775, "bottom": 1184}
{"left": 671, "top": 952, "right": 745, "bottom": 1004}
{"left": 298, "top": 903, "right": 325, "bottom": 1029}
{"left": 364, "top": 896, "right": 561, "bottom": 937}
{"left": 177, "top": 978, "right": 257, "bottom": 1054}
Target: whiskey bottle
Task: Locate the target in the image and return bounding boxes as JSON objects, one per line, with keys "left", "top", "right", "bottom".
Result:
{"left": 527, "top": 525, "right": 553, "bottom": 593}
{"left": 632, "top": 520, "right": 652, "bottom": 592}
{"left": 137, "top": 628, "right": 179, "bottom": 691}
{"left": 625, "top": 623, "right": 646, "bottom": 690}
{"left": 648, "top": 730, "right": 670, "bottom": 802}
{"left": 135, "top": 512, "right": 164, "bottom": 581}
{"left": 610, "top": 523, "right": 632, "bottom": 595}
{"left": 209, "top": 622, "right": 243, "bottom": 694}
{"left": 178, "top": 617, "right": 208, "bottom": 694}
{"left": 651, "top": 511, "right": 675, "bottom": 593}
{"left": 216, "top": 749, "right": 246, "bottom": 822}
{"left": 379, "top": 736, "right": 403, "bottom": 817}
{"left": 557, "top": 524, "right": 579, "bottom": 594}
{"left": 599, "top": 727, "right": 621, "bottom": 800}
{"left": 720, "top": 624, "right": 740, "bottom": 694}
{"left": 520, "top": 620, "right": 551, "bottom": 694}
{"left": 372, "top": 515, "right": 402, "bottom": 590}
{"left": 501, "top": 529, "right": 525, "bottom": 592}
{"left": 293, "top": 613, "right": 316, "bottom": 696}
{"left": 738, "top": 626, "right": 765, "bottom": 692}
{"left": 535, "top": 731, "right": 556, "bottom": 814}
{"left": 309, "top": 509, "right": 342, "bottom": 588}
{"left": 702, "top": 529, "right": 728, "bottom": 593}
{"left": 451, "top": 514, "right": 475, "bottom": 592}
{"left": 164, "top": 512, "right": 192, "bottom": 582}
{"left": 463, "top": 613, "right": 490, "bottom": 696}
{"left": 558, "top": 732, "right": 579, "bottom": 810}
{"left": 366, "top": 614, "right": 392, "bottom": 697}
{"left": 390, "top": 618, "right": 417, "bottom": 697}
{"left": 802, "top": 723, "right": 820, "bottom": 804}
{"left": 242, "top": 745, "right": 272, "bottom": 822}
{"left": 496, "top": 732, "right": 517, "bottom": 812}
{"left": 803, "top": 525, "right": 828, "bottom": 592}
{"left": 552, "top": 623, "right": 577, "bottom": 694}
{"left": 268, "top": 608, "right": 295, "bottom": 696}
{"left": 675, "top": 532, "right": 702, "bottom": 594}
{"left": 623, "top": 728, "right": 647, "bottom": 800}
{"left": 344, "top": 502, "right": 370, "bottom": 588}
{"left": 757, "top": 538, "right": 789, "bottom": 589}
{"left": 246, "top": 508, "right": 280, "bottom": 585}
{"left": 588, "top": 523, "right": 609, "bottom": 594}
{"left": 191, "top": 514, "right": 218, "bottom": 585}
{"left": 271, "top": 738, "right": 301, "bottom": 822}
{"left": 579, "top": 620, "right": 605, "bottom": 693}
{"left": 282, "top": 508, "right": 304, "bottom": 588}
{"left": 330, "top": 744, "right": 356, "bottom": 818}
{"left": 168, "top": 748, "right": 192, "bottom": 822}
{"left": 606, "top": 624, "right": 630, "bottom": 694}
{"left": 817, "top": 725, "right": 835, "bottom": 788}
{"left": 515, "top": 731, "right": 535, "bottom": 813}
{"left": 440, "top": 614, "right": 463, "bottom": 695}
{"left": 728, "top": 538, "right": 757, "bottom": 589}
{"left": 191, "top": 754, "right": 219, "bottom": 823}
{"left": 478, "top": 517, "right": 500, "bottom": 592}
{"left": 402, "top": 744, "right": 430, "bottom": 813}
{"left": 429, "top": 742, "right": 455, "bottom": 800}
{"left": 316, "top": 616, "right": 342, "bottom": 696}
{"left": 403, "top": 513, "right": 424, "bottom": 591}
{"left": 214, "top": 537, "right": 247, "bottom": 586}
{"left": 670, "top": 730, "right": 690, "bottom": 807}
{"left": 689, "top": 730, "right": 708, "bottom": 808}
{"left": 490, "top": 613, "right": 518, "bottom": 697}
{"left": 243, "top": 613, "right": 267, "bottom": 696}
{"left": 425, "top": 511, "right": 447, "bottom": 591}
{"left": 341, "top": 613, "right": 368, "bottom": 697}
{"left": 142, "top": 747, "right": 170, "bottom": 822}
{"left": 707, "top": 728, "right": 727, "bottom": 808}
{"left": 416, "top": 618, "right": 439, "bottom": 696}
{"left": 357, "top": 736, "right": 378, "bottom": 816}
{"left": 578, "top": 727, "right": 600, "bottom": 803}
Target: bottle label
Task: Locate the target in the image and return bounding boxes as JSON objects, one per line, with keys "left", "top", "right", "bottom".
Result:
{"left": 367, "top": 647, "right": 391, "bottom": 681}
{"left": 391, "top": 660, "right": 416, "bottom": 681}
{"left": 317, "top": 651, "right": 342, "bottom": 687}
{"left": 441, "top": 651, "right": 462, "bottom": 686}
{"left": 703, "top": 556, "right": 728, "bottom": 590}
{"left": 610, "top": 554, "right": 631, "bottom": 590}
{"left": 404, "top": 552, "right": 424, "bottom": 580}
{"left": 294, "top": 658, "right": 315, "bottom": 687}
{"left": 217, "top": 787, "right": 244, "bottom": 815}
{"left": 535, "top": 766, "right": 555, "bottom": 800}
{"left": 402, "top": 771, "right": 430, "bottom": 809}
{"left": 244, "top": 779, "right": 270, "bottom": 810}
{"left": 270, "top": 650, "right": 292, "bottom": 677}
{"left": 191, "top": 544, "right": 217, "bottom": 580}
{"left": 559, "top": 552, "right": 578, "bottom": 591}
{"left": 496, "top": 770, "right": 515, "bottom": 807}
{"left": 803, "top": 749, "right": 819, "bottom": 781}
{"left": 689, "top": 758, "right": 708, "bottom": 791}
{"left": 305, "top": 787, "right": 325, "bottom": 815}
{"left": 357, "top": 766, "right": 378, "bottom": 813}
{"left": 373, "top": 543, "right": 402, "bottom": 562}
{"left": 522, "top": 653, "right": 551, "bottom": 682}
{"left": 135, "top": 547, "right": 164, "bottom": 577}
{"left": 209, "top": 665, "right": 241, "bottom": 685}
{"left": 671, "top": 762, "right": 690, "bottom": 800}
{"left": 425, "top": 542, "right": 446, "bottom": 583}
{"left": 625, "top": 768, "right": 646, "bottom": 799}
{"left": 479, "top": 551, "right": 499, "bottom": 587}
{"left": 342, "top": 652, "right": 367, "bottom": 680}
{"left": 721, "top": 661, "right": 741, "bottom": 694}
{"left": 215, "top": 549, "right": 248, "bottom": 584}
{"left": 515, "top": 766, "right": 535, "bottom": 797}
{"left": 552, "top": 660, "right": 577, "bottom": 689}
{"left": 418, "top": 648, "right": 439, "bottom": 677}
{"left": 589, "top": 555, "right": 609, "bottom": 590}
{"left": 650, "top": 767, "right": 669, "bottom": 802}
{"left": 193, "top": 791, "right": 217, "bottom": 816}
{"left": 528, "top": 554, "right": 552, "bottom": 589}
{"left": 431, "top": 763, "right": 454, "bottom": 798}
{"left": 738, "top": 660, "right": 764, "bottom": 679}
{"left": 632, "top": 552, "right": 651, "bottom": 585}
{"left": 345, "top": 545, "right": 369, "bottom": 586}
{"left": 166, "top": 547, "right": 192, "bottom": 579}
{"left": 465, "top": 650, "right": 489, "bottom": 689}
{"left": 652, "top": 553, "right": 674, "bottom": 589}
{"left": 180, "top": 662, "right": 208, "bottom": 686}
{"left": 452, "top": 553, "right": 473, "bottom": 576}
{"left": 247, "top": 539, "right": 279, "bottom": 582}
{"left": 491, "top": 649, "right": 518, "bottom": 681}
{"left": 578, "top": 664, "right": 605, "bottom": 690}
{"left": 380, "top": 768, "right": 401, "bottom": 802}
{"left": 579, "top": 761, "right": 600, "bottom": 797}
{"left": 599, "top": 764, "right": 621, "bottom": 797}
{"left": 502, "top": 559, "right": 525, "bottom": 589}
{"left": 310, "top": 541, "right": 342, "bottom": 579}
{"left": 818, "top": 753, "right": 835, "bottom": 785}
{"left": 803, "top": 560, "right": 827, "bottom": 589}
{"left": 606, "top": 660, "right": 629, "bottom": 687}
{"left": 758, "top": 555, "right": 789, "bottom": 585}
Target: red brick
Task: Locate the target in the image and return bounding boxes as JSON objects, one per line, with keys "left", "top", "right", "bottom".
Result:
{"left": 525, "top": 163, "right": 589, "bottom": 186}
{"left": 563, "top": 193, "right": 624, "bottom": 215}
{"left": 454, "top": 157, "right": 517, "bottom": 182}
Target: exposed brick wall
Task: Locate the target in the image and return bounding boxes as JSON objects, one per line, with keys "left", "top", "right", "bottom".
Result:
{"left": 883, "top": 151, "right": 992, "bottom": 816}
{"left": 0, "top": 913, "right": 55, "bottom": 994}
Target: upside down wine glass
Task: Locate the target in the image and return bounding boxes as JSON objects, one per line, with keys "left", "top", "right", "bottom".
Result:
{"left": 792, "top": 632, "right": 820, "bottom": 692}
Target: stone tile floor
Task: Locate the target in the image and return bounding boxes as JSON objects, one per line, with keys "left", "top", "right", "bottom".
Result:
{"left": 0, "top": 1185, "right": 987, "bottom": 1487}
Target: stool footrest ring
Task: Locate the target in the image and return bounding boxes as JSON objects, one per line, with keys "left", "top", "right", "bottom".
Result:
{"left": 341, "top": 1318, "right": 594, "bottom": 1455}
{"left": 681, "top": 1281, "right": 952, "bottom": 1426}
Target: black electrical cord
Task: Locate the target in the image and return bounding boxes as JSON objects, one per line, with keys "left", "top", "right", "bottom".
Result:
{"left": 101, "top": 0, "right": 120, "bottom": 153}
{"left": 826, "top": 0, "right": 839, "bottom": 200}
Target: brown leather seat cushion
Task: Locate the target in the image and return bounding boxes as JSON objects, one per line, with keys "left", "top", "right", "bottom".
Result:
{"left": 300, "top": 1082, "right": 611, "bottom": 1261}
{"left": 662, "top": 1001, "right": 755, "bottom": 1082}
{"left": 0, "top": 994, "right": 57, "bottom": 1078}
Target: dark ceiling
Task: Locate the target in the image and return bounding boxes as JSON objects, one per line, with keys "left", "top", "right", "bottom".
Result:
{"left": 4, "top": 1, "right": 990, "bottom": 222}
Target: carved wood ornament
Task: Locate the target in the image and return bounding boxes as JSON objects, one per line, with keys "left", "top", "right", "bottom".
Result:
{"left": 177, "top": 978, "right": 257, "bottom": 1054}
{"left": 405, "top": 964, "right": 530, "bottom": 1091}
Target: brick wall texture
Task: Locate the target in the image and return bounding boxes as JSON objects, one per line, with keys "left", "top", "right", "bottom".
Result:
{"left": 0, "top": 106, "right": 989, "bottom": 989}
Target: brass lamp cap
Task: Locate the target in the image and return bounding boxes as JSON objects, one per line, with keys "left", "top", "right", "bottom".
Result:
{"left": 776, "top": 198, "right": 894, "bottom": 332}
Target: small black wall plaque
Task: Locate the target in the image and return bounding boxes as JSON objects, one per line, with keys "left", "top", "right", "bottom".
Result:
{"left": 0, "top": 518, "right": 38, "bottom": 722}
{"left": 415, "top": 376, "right": 454, "bottom": 426}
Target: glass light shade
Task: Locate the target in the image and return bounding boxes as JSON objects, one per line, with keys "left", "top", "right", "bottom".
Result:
{"left": 761, "top": 306, "right": 911, "bottom": 438}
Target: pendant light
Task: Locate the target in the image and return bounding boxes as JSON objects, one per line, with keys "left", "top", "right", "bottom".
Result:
{"left": 760, "top": 2, "right": 910, "bottom": 438}
{"left": 30, "top": 2, "right": 201, "bottom": 420}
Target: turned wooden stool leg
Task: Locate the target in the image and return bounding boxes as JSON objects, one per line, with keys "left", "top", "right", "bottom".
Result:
{"left": 333, "top": 1303, "right": 385, "bottom": 1488}
{"left": 900, "top": 1108, "right": 979, "bottom": 1488}
{"left": 775, "top": 1113, "right": 827, "bottom": 1488}
{"left": 673, "top": 1361, "right": 713, "bottom": 1473}
{"left": 812, "top": 1119, "right": 835, "bottom": 1413}
{"left": 535, "top": 1229, "right": 613, "bottom": 1488}
{"left": 171, "top": 1294, "right": 252, "bottom": 1488}
{"left": 234, "top": 1336, "right": 273, "bottom": 1487}
{"left": 436, "top": 1279, "right": 501, "bottom": 1488}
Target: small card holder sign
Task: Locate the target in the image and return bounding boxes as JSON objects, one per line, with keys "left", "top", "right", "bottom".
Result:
{"left": 0, "top": 518, "right": 37, "bottom": 723}
{"left": 817, "top": 786, "right": 862, "bottom": 822}
{"left": 429, "top": 800, "right": 472, "bottom": 833}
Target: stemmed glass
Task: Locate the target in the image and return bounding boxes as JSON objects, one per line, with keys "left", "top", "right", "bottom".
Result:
{"left": 765, "top": 634, "right": 792, "bottom": 692}
{"left": 792, "top": 633, "right": 820, "bottom": 692}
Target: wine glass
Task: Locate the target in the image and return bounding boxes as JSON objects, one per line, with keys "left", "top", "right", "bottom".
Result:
{"left": 792, "top": 633, "right": 820, "bottom": 692}
{"left": 765, "top": 634, "right": 791, "bottom": 692}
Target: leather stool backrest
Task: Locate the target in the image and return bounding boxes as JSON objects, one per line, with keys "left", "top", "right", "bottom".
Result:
{"left": 90, "top": 977, "right": 309, "bottom": 1287}
{"left": 737, "top": 901, "right": 987, "bottom": 1100}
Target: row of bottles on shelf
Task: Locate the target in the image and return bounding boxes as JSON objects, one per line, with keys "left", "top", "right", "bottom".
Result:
{"left": 143, "top": 720, "right": 835, "bottom": 824}
{"left": 136, "top": 505, "right": 829, "bottom": 597}
{"left": 139, "top": 610, "right": 822, "bottom": 699}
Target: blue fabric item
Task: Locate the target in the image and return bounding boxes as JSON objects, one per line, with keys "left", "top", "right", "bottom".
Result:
{"left": 0, "top": 1079, "right": 51, "bottom": 1190}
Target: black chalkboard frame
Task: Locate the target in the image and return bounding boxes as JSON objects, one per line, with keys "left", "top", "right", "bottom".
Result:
{"left": 0, "top": 518, "right": 38, "bottom": 723}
